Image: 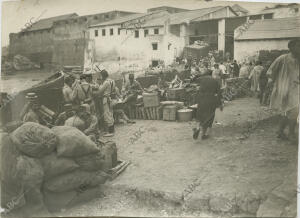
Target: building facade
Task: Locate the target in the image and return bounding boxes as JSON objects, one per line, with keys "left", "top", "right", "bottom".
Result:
{"left": 234, "top": 17, "right": 300, "bottom": 62}
{"left": 9, "top": 13, "right": 78, "bottom": 68}
{"left": 8, "top": 11, "right": 136, "bottom": 69}
{"left": 87, "top": 6, "right": 247, "bottom": 74}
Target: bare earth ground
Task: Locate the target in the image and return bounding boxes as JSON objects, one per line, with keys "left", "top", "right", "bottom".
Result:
{"left": 56, "top": 97, "right": 298, "bottom": 218}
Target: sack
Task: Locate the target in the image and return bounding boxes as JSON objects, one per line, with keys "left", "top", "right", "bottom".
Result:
{"left": 4, "top": 121, "right": 23, "bottom": 133}
{"left": 44, "top": 170, "right": 108, "bottom": 193}
{"left": 11, "top": 122, "right": 57, "bottom": 157}
{"left": 41, "top": 153, "right": 80, "bottom": 180}
{"left": 16, "top": 155, "right": 44, "bottom": 188}
{"left": 15, "top": 187, "right": 49, "bottom": 217}
{"left": 65, "top": 116, "right": 85, "bottom": 131}
{"left": 1, "top": 133, "right": 21, "bottom": 182}
{"left": 52, "top": 126, "right": 99, "bottom": 158}
{"left": 1, "top": 179, "right": 26, "bottom": 211}
{"left": 75, "top": 152, "right": 104, "bottom": 171}
{"left": 43, "top": 185, "right": 103, "bottom": 212}
{"left": 0, "top": 134, "right": 25, "bottom": 211}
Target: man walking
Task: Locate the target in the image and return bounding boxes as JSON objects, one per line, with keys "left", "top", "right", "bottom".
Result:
{"left": 267, "top": 38, "right": 300, "bottom": 141}
{"left": 193, "top": 71, "right": 223, "bottom": 140}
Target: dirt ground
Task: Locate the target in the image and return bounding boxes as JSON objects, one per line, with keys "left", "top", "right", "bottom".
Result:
{"left": 56, "top": 97, "right": 298, "bottom": 217}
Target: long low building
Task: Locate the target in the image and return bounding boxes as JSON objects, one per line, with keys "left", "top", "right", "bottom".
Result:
{"left": 86, "top": 5, "right": 272, "bottom": 74}
{"left": 234, "top": 16, "right": 300, "bottom": 62}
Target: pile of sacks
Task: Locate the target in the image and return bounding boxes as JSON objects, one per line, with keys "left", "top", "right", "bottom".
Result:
{"left": 1, "top": 122, "right": 116, "bottom": 216}
{"left": 222, "top": 77, "right": 251, "bottom": 101}
{"left": 13, "top": 55, "right": 40, "bottom": 71}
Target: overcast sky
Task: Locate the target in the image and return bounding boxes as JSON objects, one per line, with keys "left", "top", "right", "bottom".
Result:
{"left": 0, "top": 0, "right": 290, "bottom": 46}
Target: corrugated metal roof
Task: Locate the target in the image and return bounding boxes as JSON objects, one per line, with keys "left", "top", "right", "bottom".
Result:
{"left": 89, "top": 13, "right": 145, "bottom": 27}
{"left": 235, "top": 17, "right": 300, "bottom": 40}
{"left": 169, "top": 6, "right": 226, "bottom": 24}
{"left": 24, "top": 13, "right": 78, "bottom": 32}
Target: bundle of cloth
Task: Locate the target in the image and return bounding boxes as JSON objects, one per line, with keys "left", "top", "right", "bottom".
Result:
{"left": 1, "top": 122, "right": 116, "bottom": 216}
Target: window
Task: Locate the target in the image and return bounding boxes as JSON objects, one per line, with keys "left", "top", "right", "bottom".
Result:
{"left": 152, "top": 60, "right": 159, "bottom": 67}
{"left": 118, "top": 28, "right": 121, "bottom": 35}
{"left": 102, "top": 29, "right": 106, "bottom": 36}
{"left": 105, "top": 14, "right": 109, "bottom": 19}
{"left": 110, "top": 28, "right": 114, "bottom": 35}
{"left": 195, "top": 29, "right": 199, "bottom": 36}
{"left": 152, "top": 43, "right": 158, "bottom": 50}
{"left": 94, "top": 29, "right": 98, "bottom": 37}
{"left": 144, "top": 29, "right": 148, "bottom": 37}
{"left": 295, "top": 8, "right": 299, "bottom": 13}
{"left": 135, "top": 30, "right": 139, "bottom": 38}
{"left": 154, "top": 28, "right": 159, "bottom": 34}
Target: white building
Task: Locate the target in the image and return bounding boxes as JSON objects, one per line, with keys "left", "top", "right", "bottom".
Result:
{"left": 86, "top": 6, "right": 241, "bottom": 74}
{"left": 234, "top": 16, "right": 300, "bottom": 62}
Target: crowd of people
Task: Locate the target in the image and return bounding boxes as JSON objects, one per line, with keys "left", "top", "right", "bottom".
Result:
{"left": 20, "top": 69, "right": 144, "bottom": 141}
{"left": 17, "top": 39, "right": 300, "bottom": 143}
{"left": 190, "top": 39, "right": 299, "bottom": 142}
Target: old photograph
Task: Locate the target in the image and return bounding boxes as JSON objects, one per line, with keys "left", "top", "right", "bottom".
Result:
{"left": 0, "top": 0, "right": 299, "bottom": 217}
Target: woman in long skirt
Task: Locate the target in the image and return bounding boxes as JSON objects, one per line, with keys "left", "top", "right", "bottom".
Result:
{"left": 193, "top": 71, "right": 223, "bottom": 140}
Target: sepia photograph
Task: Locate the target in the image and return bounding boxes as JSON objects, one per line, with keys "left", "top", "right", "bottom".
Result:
{"left": 0, "top": 0, "right": 299, "bottom": 217}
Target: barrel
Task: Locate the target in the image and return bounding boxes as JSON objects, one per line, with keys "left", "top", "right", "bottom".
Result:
{"left": 177, "top": 109, "right": 193, "bottom": 122}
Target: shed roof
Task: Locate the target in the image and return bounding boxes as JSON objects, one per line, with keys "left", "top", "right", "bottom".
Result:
{"left": 24, "top": 13, "right": 78, "bottom": 32}
{"left": 235, "top": 16, "right": 300, "bottom": 40}
{"left": 169, "top": 6, "right": 237, "bottom": 24}
{"left": 232, "top": 4, "right": 249, "bottom": 13}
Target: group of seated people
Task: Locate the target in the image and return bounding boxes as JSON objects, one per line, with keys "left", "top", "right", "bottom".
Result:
{"left": 20, "top": 69, "right": 144, "bottom": 141}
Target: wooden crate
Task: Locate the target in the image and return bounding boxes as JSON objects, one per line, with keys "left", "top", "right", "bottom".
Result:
{"left": 167, "top": 88, "right": 186, "bottom": 101}
{"left": 143, "top": 92, "right": 160, "bottom": 108}
{"left": 134, "top": 105, "right": 161, "bottom": 120}
{"left": 163, "top": 105, "right": 177, "bottom": 121}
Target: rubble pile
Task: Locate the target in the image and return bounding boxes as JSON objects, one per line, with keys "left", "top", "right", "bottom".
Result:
{"left": 222, "top": 77, "right": 251, "bottom": 101}
{"left": 1, "top": 122, "right": 116, "bottom": 216}
{"left": 13, "top": 55, "right": 40, "bottom": 71}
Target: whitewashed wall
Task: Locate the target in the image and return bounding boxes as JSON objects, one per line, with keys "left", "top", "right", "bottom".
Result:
{"left": 88, "top": 24, "right": 167, "bottom": 74}
{"left": 234, "top": 39, "right": 289, "bottom": 63}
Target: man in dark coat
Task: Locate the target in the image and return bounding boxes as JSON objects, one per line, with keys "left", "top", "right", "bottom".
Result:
{"left": 193, "top": 71, "right": 223, "bottom": 140}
